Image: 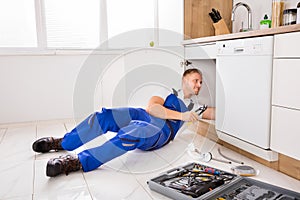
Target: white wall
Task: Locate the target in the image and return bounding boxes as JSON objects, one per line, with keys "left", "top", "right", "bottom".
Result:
{"left": 284, "top": 0, "right": 299, "bottom": 9}
{"left": 232, "top": 0, "right": 273, "bottom": 32}
{"left": 0, "top": 53, "right": 119, "bottom": 124}
{"left": 2, "top": 0, "right": 298, "bottom": 124}
{"left": 0, "top": 49, "right": 185, "bottom": 124}
{"left": 232, "top": 0, "right": 299, "bottom": 32}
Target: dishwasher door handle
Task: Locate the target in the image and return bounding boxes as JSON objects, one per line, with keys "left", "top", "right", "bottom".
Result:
{"left": 234, "top": 47, "right": 244, "bottom": 53}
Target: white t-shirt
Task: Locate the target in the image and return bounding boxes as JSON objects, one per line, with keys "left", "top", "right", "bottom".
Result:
{"left": 153, "top": 88, "right": 207, "bottom": 119}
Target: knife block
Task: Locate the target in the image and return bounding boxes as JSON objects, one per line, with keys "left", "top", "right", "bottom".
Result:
{"left": 213, "top": 19, "right": 230, "bottom": 35}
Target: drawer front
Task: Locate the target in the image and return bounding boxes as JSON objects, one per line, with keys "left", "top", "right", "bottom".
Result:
{"left": 272, "top": 59, "right": 300, "bottom": 110}
{"left": 271, "top": 106, "right": 300, "bottom": 160}
{"left": 185, "top": 43, "right": 216, "bottom": 59}
{"left": 274, "top": 31, "right": 300, "bottom": 58}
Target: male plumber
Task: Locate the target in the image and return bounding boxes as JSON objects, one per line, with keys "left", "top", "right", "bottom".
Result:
{"left": 32, "top": 68, "right": 215, "bottom": 177}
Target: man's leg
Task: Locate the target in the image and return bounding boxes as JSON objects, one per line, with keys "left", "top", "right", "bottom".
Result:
{"left": 45, "top": 120, "right": 169, "bottom": 176}
{"left": 61, "top": 107, "right": 150, "bottom": 151}
{"left": 33, "top": 107, "right": 149, "bottom": 153}
{"left": 76, "top": 120, "right": 165, "bottom": 172}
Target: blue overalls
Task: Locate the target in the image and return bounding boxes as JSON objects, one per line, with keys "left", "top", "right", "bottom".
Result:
{"left": 61, "top": 93, "right": 188, "bottom": 172}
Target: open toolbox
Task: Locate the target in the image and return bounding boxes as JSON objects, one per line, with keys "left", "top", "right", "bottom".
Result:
{"left": 147, "top": 162, "right": 300, "bottom": 200}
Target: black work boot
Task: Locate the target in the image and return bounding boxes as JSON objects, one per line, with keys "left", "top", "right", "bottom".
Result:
{"left": 46, "top": 154, "right": 82, "bottom": 177}
{"left": 32, "top": 137, "right": 64, "bottom": 153}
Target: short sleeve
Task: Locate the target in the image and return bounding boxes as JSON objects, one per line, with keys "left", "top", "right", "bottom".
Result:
{"left": 152, "top": 87, "right": 172, "bottom": 101}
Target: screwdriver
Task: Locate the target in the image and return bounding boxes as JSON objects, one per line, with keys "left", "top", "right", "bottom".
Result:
{"left": 204, "top": 167, "right": 221, "bottom": 175}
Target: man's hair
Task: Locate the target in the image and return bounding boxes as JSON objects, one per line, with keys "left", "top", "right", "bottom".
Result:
{"left": 182, "top": 68, "right": 202, "bottom": 78}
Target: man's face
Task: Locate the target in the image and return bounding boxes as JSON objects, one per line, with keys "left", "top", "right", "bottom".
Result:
{"left": 183, "top": 72, "right": 202, "bottom": 96}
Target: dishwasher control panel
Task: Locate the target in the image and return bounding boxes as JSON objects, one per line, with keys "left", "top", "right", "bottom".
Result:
{"left": 217, "top": 36, "right": 274, "bottom": 56}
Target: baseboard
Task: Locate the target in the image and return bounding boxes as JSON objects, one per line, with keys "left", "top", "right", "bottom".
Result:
{"left": 278, "top": 154, "right": 300, "bottom": 180}
{"left": 216, "top": 130, "right": 278, "bottom": 162}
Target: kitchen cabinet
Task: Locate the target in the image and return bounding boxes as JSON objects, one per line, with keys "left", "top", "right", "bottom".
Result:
{"left": 271, "top": 32, "right": 300, "bottom": 160}
{"left": 274, "top": 31, "right": 300, "bottom": 58}
{"left": 271, "top": 106, "right": 300, "bottom": 160}
{"left": 272, "top": 59, "right": 300, "bottom": 109}
{"left": 184, "top": 43, "right": 217, "bottom": 107}
{"left": 184, "top": 37, "right": 277, "bottom": 162}
{"left": 98, "top": 47, "right": 184, "bottom": 108}
{"left": 184, "top": 0, "right": 232, "bottom": 39}
{"left": 185, "top": 43, "right": 217, "bottom": 59}
{"left": 183, "top": 28, "right": 300, "bottom": 180}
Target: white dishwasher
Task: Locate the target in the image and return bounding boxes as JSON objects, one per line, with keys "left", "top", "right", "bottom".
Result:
{"left": 216, "top": 36, "right": 274, "bottom": 153}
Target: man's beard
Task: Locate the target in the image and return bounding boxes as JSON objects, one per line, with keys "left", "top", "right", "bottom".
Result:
{"left": 194, "top": 89, "right": 200, "bottom": 95}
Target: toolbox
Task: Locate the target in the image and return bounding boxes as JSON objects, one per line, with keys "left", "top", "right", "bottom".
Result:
{"left": 147, "top": 162, "right": 300, "bottom": 200}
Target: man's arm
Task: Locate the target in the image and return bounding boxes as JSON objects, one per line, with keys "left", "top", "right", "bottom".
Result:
{"left": 145, "top": 96, "right": 198, "bottom": 122}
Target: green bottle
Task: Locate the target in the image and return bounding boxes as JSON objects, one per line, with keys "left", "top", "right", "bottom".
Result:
{"left": 260, "top": 14, "right": 272, "bottom": 29}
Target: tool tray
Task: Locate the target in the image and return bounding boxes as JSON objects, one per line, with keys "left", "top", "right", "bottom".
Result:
{"left": 147, "top": 162, "right": 300, "bottom": 200}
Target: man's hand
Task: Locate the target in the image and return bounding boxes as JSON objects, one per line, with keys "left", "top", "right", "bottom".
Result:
{"left": 181, "top": 111, "right": 199, "bottom": 122}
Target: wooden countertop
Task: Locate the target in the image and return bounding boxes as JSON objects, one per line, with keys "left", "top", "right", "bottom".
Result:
{"left": 182, "top": 24, "right": 300, "bottom": 45}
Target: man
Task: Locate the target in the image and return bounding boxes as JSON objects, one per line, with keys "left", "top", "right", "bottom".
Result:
{"left": 32, "top": 68, "right": 215, "bottom": 177}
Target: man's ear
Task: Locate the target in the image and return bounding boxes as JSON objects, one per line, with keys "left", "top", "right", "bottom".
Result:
{"left": 182, "top": 78, "right": 187, "bottom": 90}
{"left": 182, "top": 77, "right": 188, "bottom": 84}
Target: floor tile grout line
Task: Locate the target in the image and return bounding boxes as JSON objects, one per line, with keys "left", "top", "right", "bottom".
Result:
{"left": 32, "top": 158, "right": 36, "bottom": 200}
{"left": 124, "top": 183, "right": 145, "bottom": 200}
{"left": 119, "top": 157, "right": 132, "bottom": 173}
{"left": 0, "top": 128, "right": 8, "bottom": 144}
{"left": 135, "top": 176, "right": 155, "bottom": 200}
{"left": 82, "top": 173, "right": 94, "bottom": 200}
{"left": 32, "top": 124, "right": 38, "bottom": 199}
{"left": 153, "top": 150, "right": 172, "bottom": 164}
{"left": 63, "top": 122, "right": 68, "bottom": 132}
{"left": 153, "top": 150, "right": 183, "bottom": 169}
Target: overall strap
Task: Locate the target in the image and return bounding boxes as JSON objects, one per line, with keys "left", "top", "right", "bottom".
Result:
{"left": 172, "top": 88, "right": 194, "bottom": 111}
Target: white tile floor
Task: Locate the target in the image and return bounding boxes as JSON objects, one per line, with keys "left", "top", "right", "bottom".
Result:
{"left": 0, "top": 119, "right": 299, "bottom": 200}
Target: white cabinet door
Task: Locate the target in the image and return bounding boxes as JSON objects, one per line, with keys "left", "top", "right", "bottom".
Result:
{"left": 185, "top": 43, "right": 217, "bottom": 59}
{"left": 123, "top": 48, "right": 183, "bottom": 108}
{"left": 272, "top": 31, "right": 300, "bottom": 160}
{"left": 271, "top": 106, "right": 300, "bottom": 160}
{"left": 96, "top": 48, "right": 184, "bottom": 108}
{"left": 272, "top": 59, "right": 300, "bottom": 110}
{"left": 274, "top": 32, "right": 300, "bottom": 58}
